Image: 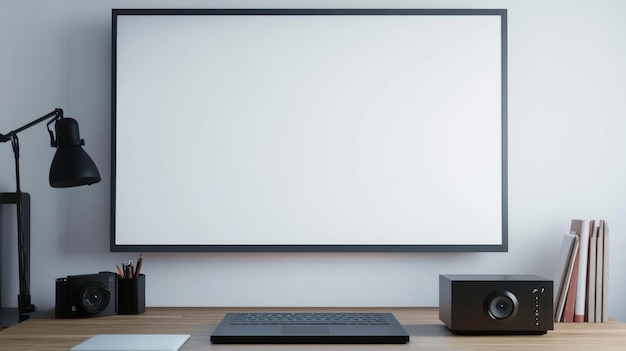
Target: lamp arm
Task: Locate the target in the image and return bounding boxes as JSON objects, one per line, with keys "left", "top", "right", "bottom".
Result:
{"left": 0, "top": 108, "right": 63, "bottom": 144}
{"left": 0, "top": 108, "right": 63, "bottom": 321}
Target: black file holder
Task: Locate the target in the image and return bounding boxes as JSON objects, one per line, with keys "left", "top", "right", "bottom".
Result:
{"left": 117, "top": 274, "right": 145, "bottom": 315}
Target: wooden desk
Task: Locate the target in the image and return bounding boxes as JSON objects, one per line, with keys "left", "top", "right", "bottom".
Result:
{"left": 0, "top": 307, "right": 625, "bottom": 350}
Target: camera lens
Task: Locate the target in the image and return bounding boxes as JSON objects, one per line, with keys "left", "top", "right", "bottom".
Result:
{"left": 486, "top": 290, "right": 519, "bottom": 320}
{"left": 79, "top": 282, "right": 111, "bottom": 314}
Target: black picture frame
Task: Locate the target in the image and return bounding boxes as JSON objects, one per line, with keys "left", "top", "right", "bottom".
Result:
{"left": 111, "top": 8, "right": 508, "bottom": 253}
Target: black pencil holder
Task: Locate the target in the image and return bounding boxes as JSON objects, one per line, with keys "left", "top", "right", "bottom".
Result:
{"left": 117, "top": 274, "right": 145, "bottom": 315}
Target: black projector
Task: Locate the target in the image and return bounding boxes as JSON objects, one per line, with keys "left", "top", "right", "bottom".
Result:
{"left": 439, "top": 274, "right": 554, "bottom": 335}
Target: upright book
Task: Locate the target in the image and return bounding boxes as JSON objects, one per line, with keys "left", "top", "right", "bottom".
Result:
{"left": 554, "top": 233, "right": 579, "bottom": 322}
{"left": 601, "top": 224, "right": 610, "bottom": 322}
{"left": 562, "top": 220, "right": 583, "bottom": 322}
{"left": 586, "top": 221, "right": 598, "bottom": 322}
{"left": 574, "top": 220, "right": 590, "bottom": 322}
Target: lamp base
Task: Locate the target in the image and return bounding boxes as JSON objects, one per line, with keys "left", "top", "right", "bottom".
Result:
{"left": 0, "top": 307, "right": 41, "bottom": 328}
{"left": 18, "top": 294, "right": 35, "bottom": 315}
{"left": 1, "top": 192, "right": 35, "bottom": 325}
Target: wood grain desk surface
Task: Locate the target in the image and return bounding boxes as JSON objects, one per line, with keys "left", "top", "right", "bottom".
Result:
{"left": 1, "top": 307, "right": 625, "bottom": 350}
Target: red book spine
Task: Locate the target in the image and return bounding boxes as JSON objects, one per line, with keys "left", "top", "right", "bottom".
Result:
{"left": 563, "top": 247, "right": 580, "bottom": 322}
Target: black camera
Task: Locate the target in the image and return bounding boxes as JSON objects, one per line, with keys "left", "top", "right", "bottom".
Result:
{"left": 55, "top": 272, "right": 117, "bottom": 318}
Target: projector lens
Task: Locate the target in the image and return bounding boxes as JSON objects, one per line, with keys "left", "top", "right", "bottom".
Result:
{"left": 486, "top": 290, "right": 519, "bottom": 320}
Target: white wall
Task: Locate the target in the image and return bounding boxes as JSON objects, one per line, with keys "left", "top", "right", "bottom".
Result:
{"left": 1, "top": 0, "right": 625, "bottom": 322}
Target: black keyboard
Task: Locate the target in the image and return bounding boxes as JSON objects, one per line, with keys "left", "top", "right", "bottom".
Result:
{"left": 229, "top": 312, "right": 391, "bottom": 325}
{"left": 211, "top": 312, "right": 410, "bottom": 344}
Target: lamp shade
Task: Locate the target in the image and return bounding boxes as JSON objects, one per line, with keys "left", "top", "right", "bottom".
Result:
{"left": 49, "top": 117, "right": 101, "bottom": 188}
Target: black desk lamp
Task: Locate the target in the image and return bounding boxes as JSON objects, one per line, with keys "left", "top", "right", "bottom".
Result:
{"left": 0, "top": 108, "right": 100, "bottom": 323}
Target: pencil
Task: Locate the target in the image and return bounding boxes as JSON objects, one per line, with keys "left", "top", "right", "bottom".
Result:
{"left": 116, "top": 264, "right": 125, "bottom": 279}
{"left": 134, "top": 255, "right": 143, "bottom": 278}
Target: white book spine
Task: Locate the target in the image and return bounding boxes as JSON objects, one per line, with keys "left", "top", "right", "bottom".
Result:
{"left": 574, "top": 220, "right": 590, "bottom": 321}
{"left": 595, "top": 220, "right": 605, "bottom": 322}
{"left": 602, "top": 224, "right": 610, "bottom": 322}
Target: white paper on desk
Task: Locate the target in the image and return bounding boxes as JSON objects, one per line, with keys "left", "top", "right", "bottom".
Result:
{"left": 69, "top": 334, "right": 190, "bottom": 351}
